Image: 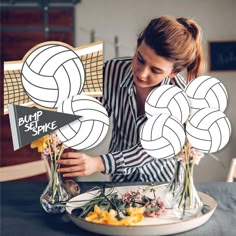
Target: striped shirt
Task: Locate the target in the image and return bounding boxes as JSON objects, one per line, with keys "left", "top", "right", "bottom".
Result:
{"left": 100, "top": 57, "right": 186, "bottom": 182}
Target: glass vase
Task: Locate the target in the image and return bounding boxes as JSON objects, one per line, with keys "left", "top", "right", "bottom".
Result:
{"left": 40, "top": 160, "right": 69, "bottom": 214}
{"left": 165, "top": 159, "right": 184, "bottom": 208}
{"left": 164, "top": 160, "right": 203, "bottom": 219}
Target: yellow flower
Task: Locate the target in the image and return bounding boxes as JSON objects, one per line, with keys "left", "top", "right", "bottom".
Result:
{"left": 120, "top": 214, "right": 144, "bottom": 226}
{"left": 126, "top": 206, "right": 145, "bottom": 215}
{"left": 122, "top": 207, "right": 145, "bottom": 225}
{"left": 31, "top": 135, "right": 49, "bottom": 152}
{"left": 85, "top": 205, "right": 145, "bottom": 226}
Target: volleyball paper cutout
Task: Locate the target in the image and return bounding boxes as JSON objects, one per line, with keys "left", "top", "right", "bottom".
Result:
{"left": 186, "top": 107, "right": 231, "bottom": 153}
{"left": 140, "top": 113, "right": 185, "bottom": 159}
{"left": 56, "top": 95, "right": 109, "bottom": 150}
{"left": 21, "top": 43, "right": 85, "bottom": 108}
{"left": 185, "top": 76, "right": 228, "bottom": 115}
{"left": 145, "top": 85, "right": 190, "bottom": 124}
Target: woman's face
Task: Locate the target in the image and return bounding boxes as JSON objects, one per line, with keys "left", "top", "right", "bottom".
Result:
{"left": 131, "top": 40, "right": 176, "bottom": 88}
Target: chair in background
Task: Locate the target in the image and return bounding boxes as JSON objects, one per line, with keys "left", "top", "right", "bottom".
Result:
{"left": 0, "top": 159, "right": 50, "bottom": 182}
{"left": 226, "top": 158, "right": 236, "bottom": 182}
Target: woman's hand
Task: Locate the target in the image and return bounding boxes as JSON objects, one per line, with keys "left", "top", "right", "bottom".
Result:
{"left": 56, "top": 152, "right": 105, "bottom": 177}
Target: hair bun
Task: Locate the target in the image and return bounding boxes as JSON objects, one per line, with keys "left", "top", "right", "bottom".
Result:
{"left": 177, "top": 18, "right": 198, "bottom": 39}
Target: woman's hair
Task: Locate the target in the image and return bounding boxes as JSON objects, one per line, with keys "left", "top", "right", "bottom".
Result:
{"left": 137, "top": 16, "right": 205, "bottom": 82}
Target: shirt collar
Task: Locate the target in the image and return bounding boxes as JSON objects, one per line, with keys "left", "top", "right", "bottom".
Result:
{"left": 120, "top": 65, "right": 133, "bottom": 88}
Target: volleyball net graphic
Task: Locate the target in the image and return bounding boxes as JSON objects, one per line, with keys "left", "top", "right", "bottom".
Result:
{"left": 3, "top": 41, "right": 103, "bottom": 114}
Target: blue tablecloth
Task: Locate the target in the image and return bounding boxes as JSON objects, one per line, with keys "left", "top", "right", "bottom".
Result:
{"left": 1, "top": 182, "right": 236, "bottom": 236}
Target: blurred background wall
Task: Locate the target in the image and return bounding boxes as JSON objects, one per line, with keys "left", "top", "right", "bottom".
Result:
{"left": 1, "top": 0, "right": 236, "bottom": 182}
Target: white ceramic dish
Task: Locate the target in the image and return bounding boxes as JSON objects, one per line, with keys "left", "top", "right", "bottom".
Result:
{"left": 66, "top": 185, "right": 217, "bottom": 236}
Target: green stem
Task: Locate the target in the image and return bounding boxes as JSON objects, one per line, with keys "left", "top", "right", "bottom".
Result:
{"left": 189, "top": 163, "right": 194, "bottom": 207}
{"left": 52, "top": 160, "right": 57, "bottom": 203}
{"left": 51, "top": 144, "right": 65, "bottom": 204}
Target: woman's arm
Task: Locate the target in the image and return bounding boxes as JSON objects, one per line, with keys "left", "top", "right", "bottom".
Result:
{"left": 56, "top": 143, "right": 175, "bottom": 182}
{"left": 56, "top": 143, "right": 153, "bottom": 177}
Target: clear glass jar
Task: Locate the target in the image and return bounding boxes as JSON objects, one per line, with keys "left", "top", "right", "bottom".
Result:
{"left": 40, "top": 160, "right": 69, "bottom": 214}
{"left": 164, "top": 160, "right": 203, "bottom": 219}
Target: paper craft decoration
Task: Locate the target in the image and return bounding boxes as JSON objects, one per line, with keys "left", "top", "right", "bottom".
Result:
{"left": 141, "top": 75, "right": 231, "bottom": 159}
{"left": 21, "top": 43, "right": 85, "bottom": 108}
{"left": 145, "top": 85, "right": 190, "bottom": 124}
{"left": 186, "top": 107, "right": 231, "bottom": 153}
{"left": 185, "top": 76, "right": 228, "bottom": 115}
{"left": 3, "top": 41, "right": 103, "bottom": 114}
{"left": 8, "top": 104, "right": 82, "bottom": 150}
{"left": 56, "top": 95, "right": 109, "bottom": 150}
{"left": 140, "top": 113, "right": 185, "bottom": 159}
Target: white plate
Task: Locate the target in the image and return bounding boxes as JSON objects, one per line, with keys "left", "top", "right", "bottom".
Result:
{"left": 66, "top": 185, "right": 217, "bottom": 236}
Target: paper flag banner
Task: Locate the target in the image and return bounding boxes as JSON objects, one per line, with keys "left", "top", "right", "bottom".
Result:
{"left": 8, "top": 104, "right": 82, "bottom": 150}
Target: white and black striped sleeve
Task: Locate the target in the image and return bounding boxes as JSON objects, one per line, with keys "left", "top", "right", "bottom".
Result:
{"left": 100, "top": 143, "right": 154, "bottom": 175}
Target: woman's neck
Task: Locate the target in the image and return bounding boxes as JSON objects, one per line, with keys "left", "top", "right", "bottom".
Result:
{"left": 135, "top": 86, "right": 153, "bottom": 117}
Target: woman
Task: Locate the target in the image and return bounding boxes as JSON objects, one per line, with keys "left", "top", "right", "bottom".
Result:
{"left": 57, "top": 16, "right": 205, "bottom": 182}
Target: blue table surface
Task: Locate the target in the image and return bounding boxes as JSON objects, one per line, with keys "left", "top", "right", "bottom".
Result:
{"left": 1, "top": 181, "right": 236, "bottom": 236}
